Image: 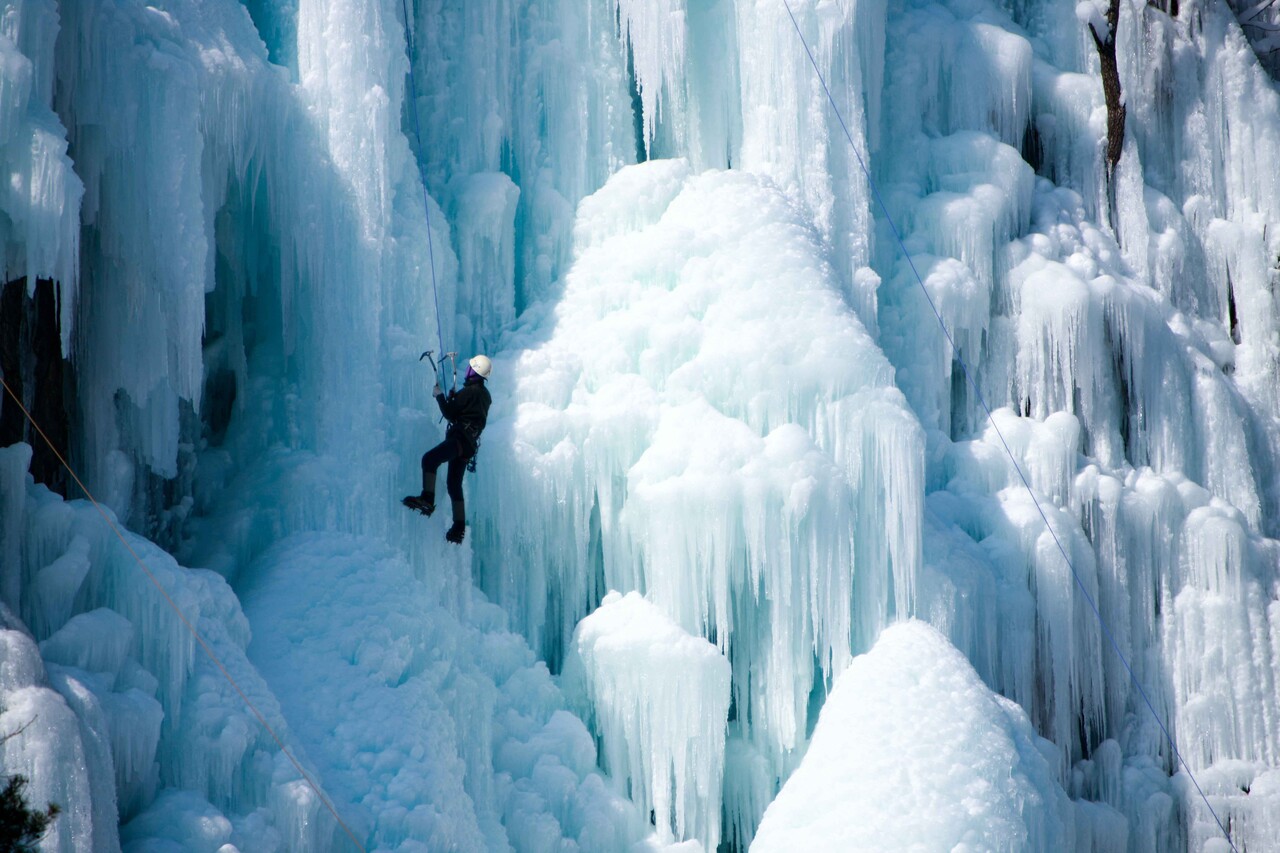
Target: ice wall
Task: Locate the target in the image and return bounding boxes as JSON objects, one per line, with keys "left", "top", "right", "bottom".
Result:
{"left": 408, "top": 0, "right": 636, "bottom": 314}
{"left": 473, "top": 0, "right": 1280, "bottom": 849}
{"left": 4, "top": 434, "right": 661, "bottom": 851}
{"left": 4, "top": 0, "right": 1280, "bottom": 850}
{"left": 875, "top": 0, "right": 1280, "bottom": 849}
{"left": 735, "top": 0, "right": 885, "bottom": 326}
{"left": 0, "top": 443, "right": 332, "bottom": 851}
{"left": 0, "top": 0, "right": 664, "bottom": 849}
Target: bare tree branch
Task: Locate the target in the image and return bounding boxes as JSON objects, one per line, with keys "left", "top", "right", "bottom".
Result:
{"left": 1087, "top": 0, "right": 1125, "bottom": 176}
{"left": 0, "top": 717, "right": 36, "bottom": 744}
{"left": 1238, "top": 0, "right": 1280, "bottom": 23}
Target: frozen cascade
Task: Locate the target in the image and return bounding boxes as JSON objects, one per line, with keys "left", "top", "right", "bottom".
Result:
{"left": 2, "top": 0, "right": 1280, "bottom": 850}
{"left": 734, "top": 0, "right": 884, "bottom": 326}
{"left": 408, "top": 0, "right": 636, "bottom": 309}
{"left": 450, "top": 172, "right": 520, "bottom": 355}
{"left": 0, "top": 443, "right": 333, "bottom": 850}
{"left": 877, "top": 0, "right": 1280, "bottom": 847}
{"left": 2, "top": 432, "right": 660, "bottom": 848}
{"left": 0, "top": 0, "right": 663, "bottom": 848}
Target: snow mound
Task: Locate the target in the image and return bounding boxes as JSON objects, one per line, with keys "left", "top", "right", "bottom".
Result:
{"left": 241, "top": 533, "right": 651, "bottom": 852}
{"left": 753, "top": 620, "right": 1072, "bottom": 852}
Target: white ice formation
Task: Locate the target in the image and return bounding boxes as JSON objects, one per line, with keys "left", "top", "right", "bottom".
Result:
{"left": 563, "top": 591, "right": 730, "bottom": 851}
{"left": 474, "top": 159, "right": 923, "bottom": 846}
{"left": 753, "top": 620, "right": 1073, "bottom": 852}
{"left": 1, "top": 0, "right": 1279, "bottom": 850}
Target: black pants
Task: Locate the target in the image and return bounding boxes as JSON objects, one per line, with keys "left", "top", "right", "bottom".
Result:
{"left": 422, "top": 436, "right": 470, "bottom": 502}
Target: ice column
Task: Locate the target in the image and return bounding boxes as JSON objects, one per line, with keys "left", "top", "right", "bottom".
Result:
{"left": 735, "top": 0, "right": 883, "bottom": 323}
{"left": 563, "top": 591, "right": 730, "bottom": 850}
{"left": 0, "top": 0, "right": 82, "bottom": 342}
{"left": 410, "top": 0, "right": 636, "bottom": 309}
{"left": 450, "top": 172, "right": 520, "bottom": 355}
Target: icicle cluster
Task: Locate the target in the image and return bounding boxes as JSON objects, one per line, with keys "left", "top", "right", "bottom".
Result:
{"left": 563, "top": 591, "right": 730, "bottom": 850}
{"left": 0, "top": 0, "right": 81, "bottom": 342}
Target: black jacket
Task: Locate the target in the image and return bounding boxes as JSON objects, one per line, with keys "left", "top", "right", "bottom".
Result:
{"left": 437, "top": 375, "right": 491, "bottom": 453}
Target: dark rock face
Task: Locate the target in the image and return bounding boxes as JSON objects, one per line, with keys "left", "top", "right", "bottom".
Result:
{"left": 1, "top": 278, "right": 74, "bottom": 497}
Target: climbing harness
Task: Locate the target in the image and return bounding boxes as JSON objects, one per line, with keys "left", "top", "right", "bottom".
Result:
{"left": 419, "top": 349, "right": 477, "bottom": 472}
{"left": 460, "top": 422, "right": 481, "bottom": 473}
{"left": 778, "top": 2, "right": 1236, "bottom": 849}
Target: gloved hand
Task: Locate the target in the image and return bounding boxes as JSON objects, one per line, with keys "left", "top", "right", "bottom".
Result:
{"left": 433, "top": 383, "right": 443, "bottom": 397}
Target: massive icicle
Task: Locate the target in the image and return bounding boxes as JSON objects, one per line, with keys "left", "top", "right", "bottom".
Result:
{"left": 563, "top": 591, "right": 730, "bottom": 850}
{"left": 474, "top": 158, "right": 925, "bottom": 819}
{"left": 0, "top": 0, "right": 81, "bottom": 326}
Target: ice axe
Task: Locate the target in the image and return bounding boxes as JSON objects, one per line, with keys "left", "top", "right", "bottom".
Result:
{"left": 444, "top": 351, "right": 459, "bottom": 391}
{"left": 420, "top": 349, "right": 459, "bottom": 392}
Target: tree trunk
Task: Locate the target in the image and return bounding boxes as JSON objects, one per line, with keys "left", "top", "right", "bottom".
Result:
{"left": 1090, "top": 0, "right": 1126, "bottom": 177}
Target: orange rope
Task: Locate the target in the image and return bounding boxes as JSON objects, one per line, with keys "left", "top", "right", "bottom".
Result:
{"left": 1, "top": 377, "right": 366, "bottom": 852}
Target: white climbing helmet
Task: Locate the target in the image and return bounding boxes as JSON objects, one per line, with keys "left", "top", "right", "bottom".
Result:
{"left": 469, "top": 354, "right": 492, "bottom": 379}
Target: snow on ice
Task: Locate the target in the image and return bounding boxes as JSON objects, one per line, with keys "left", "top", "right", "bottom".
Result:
{"left": 753, "top": 620, "right": 1074, "bottom": 852}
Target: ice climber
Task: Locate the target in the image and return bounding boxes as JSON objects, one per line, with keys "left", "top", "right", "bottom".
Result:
{"left": 403, "top": 354, "right": 493, "bottom": 544}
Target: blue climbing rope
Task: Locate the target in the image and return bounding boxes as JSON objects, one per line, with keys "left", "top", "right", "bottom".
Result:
{"left": 778, "top": 2, "right": 1237, "bottom": 849}
{"left": 398, "top": 0, "right": 455, "bottom": 391}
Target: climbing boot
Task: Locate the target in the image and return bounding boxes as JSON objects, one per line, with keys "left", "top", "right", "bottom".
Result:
{"left": 401, "top": 492, "right": 435, "bottom": 516}
{"left": 445, "top": 498, "right": 466, "bottom": 543}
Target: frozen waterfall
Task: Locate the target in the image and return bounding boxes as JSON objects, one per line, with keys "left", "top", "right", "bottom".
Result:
{"left": 2, "top": 0, "right": 1280, "bottom": 851}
